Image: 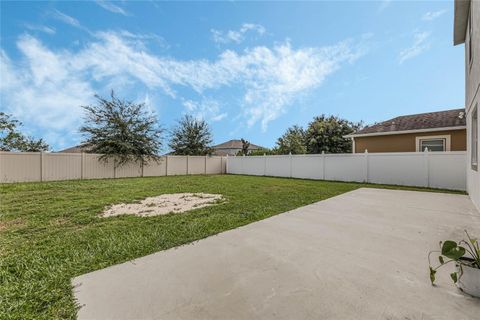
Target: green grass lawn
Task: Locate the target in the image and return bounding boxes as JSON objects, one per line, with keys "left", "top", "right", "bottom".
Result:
{"left": 0, "top": 174, "right": 464, "bottom": 319}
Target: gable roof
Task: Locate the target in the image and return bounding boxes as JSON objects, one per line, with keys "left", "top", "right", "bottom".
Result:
{"left": 453, "top": 0, "right": 470, "bottom": 45}
{"left": 347, "top": 108, "right": 466, "bottom": 138}
{"left": 57, "top": 144, "right": 90, "bottom": 153}
{"left": 213, "top": 139, "right": 263, "bottom": 150}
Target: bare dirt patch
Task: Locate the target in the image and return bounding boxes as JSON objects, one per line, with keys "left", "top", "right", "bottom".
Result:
{"left": 101, "top": 193, "right": 224, "bottom": 217}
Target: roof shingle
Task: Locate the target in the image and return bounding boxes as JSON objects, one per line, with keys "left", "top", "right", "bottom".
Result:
{"left": 354, "top": 108, "right": 466, "bottom": 135}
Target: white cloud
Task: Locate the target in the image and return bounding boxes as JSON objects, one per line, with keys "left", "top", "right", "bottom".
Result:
{"left": 0, "top": 31, "right": 366, "bottom": 146}
{"left": 51, "top": 9, "right": 81, "bottom": 28}
{"left": 378, "top": 0, "right": 392, "bottom": 12}
{"left": 422, "top": 9, "right": 447, "bottom": 21}
{"left": 23, "top": 23, "right": 56, "bottom": 35}
{"left": 399, "top": 31, "right": 431, "bottom": 64}
{"left": 96, "top": 1, "right": 129, "bottom": 16}
{"left": 211, "top": 23, "right": 266, "bottom": 44}
{"left": 182, "top": 98, "right": 227, "bottom": 122}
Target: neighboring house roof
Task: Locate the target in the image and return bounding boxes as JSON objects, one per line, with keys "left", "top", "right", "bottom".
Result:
{"left": 212, "top": 139, "right": 263, "bottom": 150}
{"left": 346, "top": 109, "right": 466, "bottom": 138}
{"left": 453, "top": 0, "right": 470, "bottom": 45}
{"left": 57, "top": 144, "right": 90, "bottom": 153}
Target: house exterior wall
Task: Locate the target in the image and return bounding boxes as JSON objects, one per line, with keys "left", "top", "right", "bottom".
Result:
{"left": 353, "top": 129, "right": 466, "bottom": 153}
{"left": 465, "top": 0, "right": 480, "bottom": 210}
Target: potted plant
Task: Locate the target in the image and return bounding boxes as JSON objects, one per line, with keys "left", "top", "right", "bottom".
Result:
{"left": 428, "top": 230, "right": 480, "bottom": 298}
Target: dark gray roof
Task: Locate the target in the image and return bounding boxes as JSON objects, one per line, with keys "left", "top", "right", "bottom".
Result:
{"left": 57, "top": 144, "right": 90, "bottom": 153}
{"left": 213, "top": 139, "right": 263, "bottom": 150}
{"left": 354, "top": 108, "right": 466, "bottom": 135}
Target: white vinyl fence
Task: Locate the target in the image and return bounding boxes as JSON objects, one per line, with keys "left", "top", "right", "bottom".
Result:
{"left": 226, "top": 151, "right": 467, "bottom": 191}
{"left": 0, "top": 152, "right": 226, "bottom": 183}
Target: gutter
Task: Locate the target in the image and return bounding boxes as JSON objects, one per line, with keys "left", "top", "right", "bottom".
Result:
{"left": 344, "top": 126, "right": 467, "bottom": 139}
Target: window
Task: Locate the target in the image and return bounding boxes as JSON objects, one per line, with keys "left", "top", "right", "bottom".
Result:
{"left": 472, "top": 105, "right": 478, "bottom": 171}
{"left": 419, "top": 139, "right": 446, "bottom": 152}
{"left": 416, "top": 135, "right": 451, "bottom": 152}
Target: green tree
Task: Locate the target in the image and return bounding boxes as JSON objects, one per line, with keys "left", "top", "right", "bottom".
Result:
{"left": 305, "top": 115, "right": 362, "bottom": 154}
{"left": 276, "top": 125, "right": 307, "bottom": 154}
{"left": 80, "top": 91, "right": 164, "bottom": 166}
{"left": 247, "top": 147, "right": 278, "bottom": 156}
{"left": 169, "top": 115, "right": 213, "bottom": 155}
{"left": 0, "top": 112, "right": 49, "bottom": 152}
{"left": 235, "top": 138, "right": 251, "bottom": 156}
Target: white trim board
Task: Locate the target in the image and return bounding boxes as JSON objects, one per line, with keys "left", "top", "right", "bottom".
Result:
{"left": 344, "top": 126, "right": 466, "bottom": 138}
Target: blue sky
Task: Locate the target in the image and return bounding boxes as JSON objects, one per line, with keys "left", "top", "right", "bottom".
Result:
{"left": 0, "top": 0, "right": 464, "bottom": 151}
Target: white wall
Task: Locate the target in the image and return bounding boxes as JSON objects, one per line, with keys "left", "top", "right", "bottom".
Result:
{"left": 465, "top": 0, "right": 480, "bottom": 210}
{"left": 227, "top": 152, "right": 467, "bottom": 191}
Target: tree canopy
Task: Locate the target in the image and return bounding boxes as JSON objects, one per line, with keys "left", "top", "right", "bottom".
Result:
{"left": 0, "top": 112, "right": 49, "bottom": 152}
{"left": 276, "top": 125, "right": 307, "bottom": 154}
{"left": 80, "top": 92, "right": 163, "bottom": 166}
{"left": 168, "top": 115, "right": 213, "bottom": 155}
{"left": 305, "top": 115, "right": 362, "bottom": 154}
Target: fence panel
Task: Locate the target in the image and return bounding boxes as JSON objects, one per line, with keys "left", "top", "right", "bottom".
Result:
{"left": 367, "top": 153, "right": 427, "bottom": 187}
{"left": 325, "top": 155, "right": 366, "bottom": 182}
{"left": 241, "top": 156, "right": 265, "bottom": 176}
{"left": 428, "top": 152, "right": 466, "bottom": 190}
{"left": 265, "top": 156, "right": 291, "bottom": 177}
{"left": 166, "top": 156, "right": 188, "bottom": 176}
{"left": 0, "top": 152, "right": 226, "bottom": 183}
{"left": 226, "top": 152, "right": 467, "bottom": 191}
{"left": 0, "top": 152, "right": 41, "bottom": 182}
{"left": 116, "top": 161, "right": 142, "bottom": 178}
{"left": 143, "top": 158, "right": 167, "bottom": 177}
{"left": 226, "top": 157, "right": 243, "bottom": 175}
{"left": 187, "top": 157, "right": 205, "bottom": 175}
{"left": 43, "top": 153, "right": 82, "bottom": 181}
{"left": 291, "top": 155, "right": 324, "bottom": 180}
{"left": 206, "top": 156, "right": 224, "bottom": 174}
{"left": 83, "top": 154, "right": 115, "bottom": 179}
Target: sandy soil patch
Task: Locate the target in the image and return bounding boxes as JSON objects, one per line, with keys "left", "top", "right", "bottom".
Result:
{"left": 101, "top": 193, "right": 224, "bottom": 217}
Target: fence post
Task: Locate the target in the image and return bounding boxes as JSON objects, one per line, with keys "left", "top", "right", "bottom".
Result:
{"left": 289, "top": 152, "right": 293, "bottom": 178}
{"left": 263, "top": 153, "right": 267, "bottom": 176}
{"left": 81, "top": 152, "right": 85, "bottom": 180}
{"left": 225, "top": 155, "right": 228, "bottom": 174}
{"left": 140, "top": 161, "right": 144, "bottom": 178}
{"left": 165, "top": 155, "right": 169, "bottom": 176}
{"left": 321, "top": 151, "right": 325, "bottom": 180}
{"left": 186, "top": 155, "right": 189, "bottom": 175}
{"left": 364, "top": 149, "right": 369, "bottom": 183}
{"left": 204, "top": 155, "right": 207, "bottom": 175}
{"left": 113, "top": 158, "right": 116, "bottom": 179}
{"left": 40, "top": 151, "right": 44, "bottom": 182}
{"left": 242, "top": 154, "right": 245, "bottom": 175}
{"left": 424, "top": 147, "right": 430, "bottom": 187}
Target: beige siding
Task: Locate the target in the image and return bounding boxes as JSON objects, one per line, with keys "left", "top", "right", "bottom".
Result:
{"left": 354, "top": 129, "right": 466, "bottom": 153}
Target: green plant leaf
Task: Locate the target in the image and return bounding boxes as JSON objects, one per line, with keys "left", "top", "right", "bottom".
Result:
{"left": 441, "top": 240, "right": 466, "bottom": 260}
{"left": 438, "top": 256, "right": 444, "bottom": 264}
{"left": 450, "top": 272, "right": 458, "bottom": 283}
{"left": 429, "top": 267, "right": 437, "bottom": 285}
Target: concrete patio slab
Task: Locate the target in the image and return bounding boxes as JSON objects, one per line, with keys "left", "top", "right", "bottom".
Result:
{"left": 72, "top": 188, "right": 480, "bottom": 319}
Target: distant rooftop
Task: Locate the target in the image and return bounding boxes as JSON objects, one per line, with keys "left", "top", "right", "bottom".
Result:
{"left": 213, "top": 139, "right": 263, "bottom": 150}
{"left": 351, "top": 108, "right": 466, "bottom": 136}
